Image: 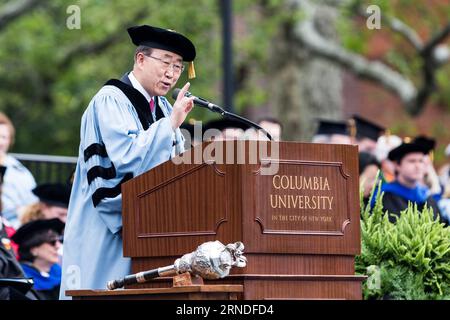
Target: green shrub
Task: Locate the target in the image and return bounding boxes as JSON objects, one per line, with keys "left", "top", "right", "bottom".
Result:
{"left": 356, "top": 183, "right": 450, "bottom": 299}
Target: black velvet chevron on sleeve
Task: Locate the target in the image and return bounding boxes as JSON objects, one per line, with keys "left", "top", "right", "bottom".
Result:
{"left": 84, "top": 143, "right": 108, "bottom": 162}
{"left": 87, "top": 163, "right": 117, "bottom": 185}
{"left": 83, "top": 142, "right": 123, "bottom": 205}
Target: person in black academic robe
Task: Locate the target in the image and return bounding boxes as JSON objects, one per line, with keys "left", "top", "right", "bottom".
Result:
{"left": 381, "top": 188, "right": 441, "bottom": 222}
{"left": 378, "top": 141, "right": 443, "bottom": 223}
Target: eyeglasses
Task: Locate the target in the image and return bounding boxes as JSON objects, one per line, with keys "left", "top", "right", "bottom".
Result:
{"left": 144, "top": 55, "right": 185, "bottom": 74}
{"left": 46, "top": 236, "right": 63, "bottom": 246}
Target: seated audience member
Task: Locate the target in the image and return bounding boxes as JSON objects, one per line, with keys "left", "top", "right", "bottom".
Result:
{"left": 20, "top": 183, "right": 71, "bottom": 225}
{"left": 376, "top": 141, "right": 442, "bottom": 223}
{"left": 359, "top": 152, "right": 381, "bottom": 205}
{"left": 311, "top": 119, "right": 352, "bottom": 144}
{"left": 374, "top": 134, "right": 402, "bottom": 183}
{"left": 11, "top": 218, "right": 64, "bottom": 300}
{"left": 257, "top": 116, "right": 282, "bottom": 141}
{"left": 351, "top": 115, "right": 385, "bottom": 155}
{"left": 0, "top": 112, "right": 38, "bottom": 228}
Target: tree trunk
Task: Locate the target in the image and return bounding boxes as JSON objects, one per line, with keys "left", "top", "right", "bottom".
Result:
{"left": 269, "top": 2, "right": 343, "bottom": 141}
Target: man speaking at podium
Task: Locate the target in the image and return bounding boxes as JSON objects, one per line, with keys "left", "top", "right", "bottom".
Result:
{"left": 60, "top": 25, "right": 196, "bottom": 299}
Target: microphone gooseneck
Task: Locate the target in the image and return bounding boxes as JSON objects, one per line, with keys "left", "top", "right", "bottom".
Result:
{"left": 172, "top": 88, "right": 273, "bottom": 141}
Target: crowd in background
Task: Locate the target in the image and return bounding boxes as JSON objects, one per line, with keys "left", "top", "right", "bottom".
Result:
{"left": 311, "top": 115, "right": 450, "bottom": 225}
{"left": 183, "top": 114, "right": 450, "bottom": 225}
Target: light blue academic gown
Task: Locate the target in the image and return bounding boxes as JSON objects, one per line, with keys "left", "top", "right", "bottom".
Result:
{"left": 59, "top": 79, "right": 185, "bottom": 299}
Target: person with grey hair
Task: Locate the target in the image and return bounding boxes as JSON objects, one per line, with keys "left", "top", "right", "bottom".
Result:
{"left": 0, "top": 112, "right": 38, "bottom": 228}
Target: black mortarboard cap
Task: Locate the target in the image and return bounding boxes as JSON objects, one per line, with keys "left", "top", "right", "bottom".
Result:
{"left": 11, "top": 218, "right": 64, "bottom": 247}
{"left": 412, "top": 135, "right": 436, "bottom": 154}
{"left": 387, "top": 142, "right": 429, "bottom": 162}
{"left": 204, "top": 118, "right": 251, "bottom": 132}
{"left": 352, "top": 115, "right": 384, "bottom": 142}
{"left": 32, "top": 183, "right": 71, "bottom": 208}
{"left": 315, "top": 119, "right": 349, "bottom": 136}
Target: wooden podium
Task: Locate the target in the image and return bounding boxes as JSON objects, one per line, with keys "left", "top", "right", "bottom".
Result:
{"left": 121, "top": 141, "right": 364, "bottom": 299}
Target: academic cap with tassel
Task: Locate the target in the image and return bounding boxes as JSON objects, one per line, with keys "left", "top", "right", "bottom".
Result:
{"left": 128, "top": 25, "right": 196, "bottom": 79}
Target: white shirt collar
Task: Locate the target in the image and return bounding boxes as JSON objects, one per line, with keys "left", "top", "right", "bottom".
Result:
{"left": 128, "top": 71, "right": 153, "bottom": 103}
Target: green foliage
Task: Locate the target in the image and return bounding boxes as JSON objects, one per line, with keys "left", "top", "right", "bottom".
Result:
{"left": 232, "top": 0, "right": 295, "bottom": 114}
{"left": 357, "top": 184, "right": 450, "bottom": 299}
{"left": 338, "top": 0, "right": 450, "bottom": 111}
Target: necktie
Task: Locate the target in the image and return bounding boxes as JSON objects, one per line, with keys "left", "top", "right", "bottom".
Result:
{"left": 149, "top": 98, "right": 155, "bottom": 113}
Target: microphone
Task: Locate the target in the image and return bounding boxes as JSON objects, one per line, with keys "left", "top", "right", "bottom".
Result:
{"left": 172, "top": 88, "right": 225, "bottom": 113}
{"left": 171, "top": 88, "right": 273, "bottom": 141}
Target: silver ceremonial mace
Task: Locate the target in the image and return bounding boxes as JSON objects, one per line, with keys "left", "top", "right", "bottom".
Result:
{"left": 107, "top": 241, "right": 246, "bottom": 290}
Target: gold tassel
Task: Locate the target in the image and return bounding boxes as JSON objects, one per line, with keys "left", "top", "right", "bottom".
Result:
{"left": 188, "top": 61, "right": 196, "bottom": 79}
{"left": 347, "top": 118, "right": 356, "bottom": 139}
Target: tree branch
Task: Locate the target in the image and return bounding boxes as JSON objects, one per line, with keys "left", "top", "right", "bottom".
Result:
{"left": 58, "top": 10, "right": 148, "bottom": 69}
{"left": 292, "top": 0, "right": 417, "bottom": 111}
{"left": 0, "top": 0, "right": 46, "bottom": 31}
{"left": 354, "top": 6, "right": 423, "bottom": 50}
{"left": 58, "top": 33, "right": 123, "bottom": 68}
{"left": 412, "top": 22, "right": 450, "bottom": 115}
{"left": 422, "top": 22, "right": 450, "bottom": 55}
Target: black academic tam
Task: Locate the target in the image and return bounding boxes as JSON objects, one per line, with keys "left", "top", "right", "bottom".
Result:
{"left": 387, "top": 142, "right": 429, "bottom": 162}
